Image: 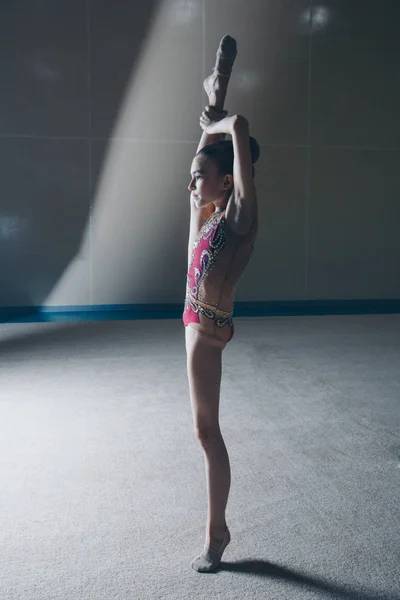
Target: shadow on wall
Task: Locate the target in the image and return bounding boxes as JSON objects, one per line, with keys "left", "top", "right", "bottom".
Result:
{"left": 0, "top": 1, "right": 162, "bottom": 318}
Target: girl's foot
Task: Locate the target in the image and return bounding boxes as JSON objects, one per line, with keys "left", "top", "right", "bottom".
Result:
{"left": 203, "top": 72, "right": 228, "bottom": 108}
{"left": 203, "top": 35, "right": 238, "bottom": 107}
{"left": 191, "top": 527, "right": 231, "bottom": 573}
{"left": 213, "top": 34, "right": 237, "bottom": 78}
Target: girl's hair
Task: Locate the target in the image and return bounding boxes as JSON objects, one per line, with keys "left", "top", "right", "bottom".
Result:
{"left": 197, "top": 136, "right": 260, "bottom": 179}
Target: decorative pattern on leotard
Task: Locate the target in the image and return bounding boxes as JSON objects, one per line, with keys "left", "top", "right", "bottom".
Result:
{"left": 183, "top": 209, "right": 257, "bottom": 331}
{"left": 184, "top": 211, "right": 233, "bottom": 328}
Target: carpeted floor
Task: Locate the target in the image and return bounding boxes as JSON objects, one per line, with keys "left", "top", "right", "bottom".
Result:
{"left": 1, "top": 315, "right": 399, "bottom": 600}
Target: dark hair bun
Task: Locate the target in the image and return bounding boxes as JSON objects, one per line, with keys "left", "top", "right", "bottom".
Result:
{"left": 249, "top": 136, "right": 260, "bottom": 164}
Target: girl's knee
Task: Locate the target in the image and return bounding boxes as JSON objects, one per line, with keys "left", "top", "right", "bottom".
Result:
{"left": 194, "top": 424, "right": 221, "bottom": 444}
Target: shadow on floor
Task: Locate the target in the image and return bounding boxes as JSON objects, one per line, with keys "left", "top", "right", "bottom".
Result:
{"left": 217, "top": 559, "right": 399, "bottom": 600}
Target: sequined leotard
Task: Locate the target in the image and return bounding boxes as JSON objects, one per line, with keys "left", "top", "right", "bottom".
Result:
{"left": 183, "top": 209, "right": 257, "bottom": 343}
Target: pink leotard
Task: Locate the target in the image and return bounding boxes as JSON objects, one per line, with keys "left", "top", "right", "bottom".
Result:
{"left": 183, "top": 209, "right": 257, "bottom": 342}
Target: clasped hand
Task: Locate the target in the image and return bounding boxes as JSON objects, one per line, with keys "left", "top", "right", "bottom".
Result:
{"left": 199, "top": 105, "right": 237, "bottom": 135}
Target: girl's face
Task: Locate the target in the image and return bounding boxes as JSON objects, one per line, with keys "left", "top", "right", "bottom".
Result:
{"left": 188, "top": 156, "right": 233, "bottom": 209}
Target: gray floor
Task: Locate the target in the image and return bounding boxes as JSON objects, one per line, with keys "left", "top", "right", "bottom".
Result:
{"left": 1, "top": 315, "right": 399, "bottom": 600}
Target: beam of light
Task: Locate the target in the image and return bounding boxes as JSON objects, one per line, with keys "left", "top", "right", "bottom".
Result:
{"left": 166, "top": 0, "right": 201, "bottom": 24}
{"left": 32, "top": 53, "right": 62, "bottom": 83}
{"left": 297, "top": 5, "right": 332, "bottom": 35}
{"left": 235, "top": 70, "right": 262, "bottom": 92}
{"left": 44, "top": 0, "right": 203, "bottom": 309}
{"left": 0, "top": 215, "right": 27, "bottom": 240}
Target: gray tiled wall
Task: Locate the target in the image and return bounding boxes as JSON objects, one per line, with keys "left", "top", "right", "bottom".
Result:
{"left": 1, "top": 0, "right": 399, "bottom": 308}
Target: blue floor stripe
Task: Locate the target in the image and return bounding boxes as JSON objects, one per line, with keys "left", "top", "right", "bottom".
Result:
{"left": 1, "top": 300, "right": 399, "bottom": 323}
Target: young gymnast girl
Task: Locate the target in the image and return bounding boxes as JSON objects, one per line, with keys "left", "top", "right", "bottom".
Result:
{"left": 183, "top": 35, "right": 260, "bottom": 572}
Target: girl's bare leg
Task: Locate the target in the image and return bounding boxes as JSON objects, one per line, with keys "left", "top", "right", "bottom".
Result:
{"left": 200, "top": 37, "right": 237, "bottom": 544}
{"left": 186, "top": 328, "right": 232, "bottom": 573}
{"left": 189, "top": 38, "right": 238, "bottom": 574}
{"left": 203, "top": 432, "right": 231, "bottom": 542}
{"left": 202, "top": 35, "right": 237, "bottom": 545}
{"left": 204, "top": 34, "right": 237, "bottom": 111}
{"left": 196, "top": 36, "right": 237, "bottom": 155}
